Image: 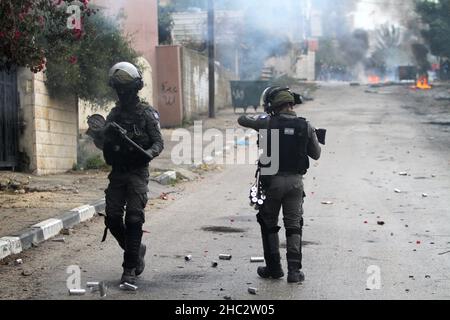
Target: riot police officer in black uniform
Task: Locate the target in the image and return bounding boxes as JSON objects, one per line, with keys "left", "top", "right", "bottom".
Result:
{"left": 238, "top": 87, "right": 321, "bottom": 283}
{"left": 102, "top": 62, "right": 164, "bottom": 285}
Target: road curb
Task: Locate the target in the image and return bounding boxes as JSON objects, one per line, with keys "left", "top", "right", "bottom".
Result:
{"left": 0, "top": 199, "right": 106, "bottom": 261}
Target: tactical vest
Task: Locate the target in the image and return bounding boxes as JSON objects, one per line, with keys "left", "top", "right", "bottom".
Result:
{"left": 103, "top": 103, "right": 153, "bottom": 169}
{"left": 261, "top": 116, "right": 310, "bottom": 175}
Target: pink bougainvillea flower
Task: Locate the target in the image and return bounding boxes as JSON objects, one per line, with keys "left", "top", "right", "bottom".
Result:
{"left": 14, "top": 31, "right": 21, "bottom": 40}
{"left": 69, "top": 56, "right": 78, "bottom": 64}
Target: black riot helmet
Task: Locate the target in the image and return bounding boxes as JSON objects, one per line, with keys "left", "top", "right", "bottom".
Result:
{"left": 261, "top": 86, "right": 303, "bottom": 115}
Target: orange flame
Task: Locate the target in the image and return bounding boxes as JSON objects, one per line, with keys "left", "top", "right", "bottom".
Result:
{"left": 415, "top": 76, "right": 431, "bottom": 90}
{"left": 368, "top": 75, "right": 380, "bottom": 84}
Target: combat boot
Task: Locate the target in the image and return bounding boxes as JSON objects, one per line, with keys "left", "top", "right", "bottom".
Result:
{"left": 257, "top": 230, "right": 284, "bottom": 279}
{"left": 287, "top": 261, "right": 305, "bottom": 283}
{"left": 257, "top": 253, "right": 284, "bottom": 279}
{"left": 121, "top": 268, "right": 137, "bottom": 285}
{"left": 135, "top": 244, "right": 147, "bottom": 276}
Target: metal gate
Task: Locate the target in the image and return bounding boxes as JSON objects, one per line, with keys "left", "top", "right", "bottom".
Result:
{"left": 0, "top": 68, "right": 19, "bottom": 168}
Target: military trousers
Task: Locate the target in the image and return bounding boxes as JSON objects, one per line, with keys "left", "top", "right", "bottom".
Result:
{"left": 104, "top": 167, "right": 149, "bottom": 269}
{"left": 258, "top": 174, "right": 305, "bottom": 268}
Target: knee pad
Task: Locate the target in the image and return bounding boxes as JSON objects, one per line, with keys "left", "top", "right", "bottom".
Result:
{"left": 125, "top": 211, "right": 144, "bottom": 228}
{"left": 286, "top": 227, "right": 302, "bottom": 237}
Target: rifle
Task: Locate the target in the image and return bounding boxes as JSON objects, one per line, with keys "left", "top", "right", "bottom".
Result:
{"left": 109, "top": 122, "right": 153, "bottom": 163}
{"left": 86, "top": 114, "right": 152, "bottom": 162}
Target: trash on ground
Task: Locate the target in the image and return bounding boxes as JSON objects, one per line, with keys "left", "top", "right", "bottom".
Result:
{"left": 119, "top": 282, "right": 138, "bottom": 291}
{"left": 321, "top": 201, "right": 333, "bottom": 205}
{"left": 219, "top": 254, "right": 232, "bottom": 260}
{"left": 185, "top": 255, "right": 192, "bottom": 261}
{"left": 211, "top": 261, "right": 218, "bottom": 268}
{"left": 248, "top": 287, "right": 258, "bottom": 295}
{"left": 422, "top": 193, "right": 428, "bottom": 198}
{"left": 69, "top": 289, "right": 86, "bottom": 296}
{"left": 15, "top": 259, "right": 23, "bottom": 265}
{"left": 394, "top": 189, "right": 402, "bottom": 193}
{"left": 52, "top": 237, "right": 66, "bottom": 243}
{"left": 377, "top": 221, "right": 385, "bottom": 226}
{"left": 250, "top": 257, "right": 265, "bottom": 263}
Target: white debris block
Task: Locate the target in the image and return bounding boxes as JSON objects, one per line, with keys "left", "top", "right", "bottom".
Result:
{"left": 155, "top": 171, "right": 177, "bottom": 185}
{"left": 394, "top": 189, "right": 402, "bottom": 193}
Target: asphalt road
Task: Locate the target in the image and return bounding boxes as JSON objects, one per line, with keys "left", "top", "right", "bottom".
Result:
{"left": 1, "top": 83, "right": 449, "bottom": 300}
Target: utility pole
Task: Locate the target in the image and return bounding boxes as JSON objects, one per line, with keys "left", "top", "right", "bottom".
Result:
{"left": 207, "top": 0, "right": 215, "bottom": 118}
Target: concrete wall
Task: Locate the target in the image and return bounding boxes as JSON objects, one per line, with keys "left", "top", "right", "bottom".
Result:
{"left": 157, "top": 45, "right": 236, "bottom": 127}
{"left": 181, "top": 47, "right": 236, "bottom": 120}
{"left": 17, "top": 69, "right": 78, "bottom": 175}
{"left": 156, "top": 46, "right": 184, "bottom": 128}
{"left": 91, "top": 0, "right": 159, "bottom": 106}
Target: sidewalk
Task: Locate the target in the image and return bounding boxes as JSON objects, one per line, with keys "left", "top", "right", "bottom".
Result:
{"left": 0, "top": 107, "right": 246, "bottom": 260}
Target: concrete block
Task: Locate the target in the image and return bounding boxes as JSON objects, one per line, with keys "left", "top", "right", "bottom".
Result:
{"left": 71, "top": 205, "right": 96, "bottom": 222}
{"left": 0, "top": 237, "right": 22, "bottom": 255}
{"left": 155, "top": 171, "right": 177, "bottom": 185}
{"left": 0, "top": 239, "right": 11, "bottom": 260}
{"left": 32, "top": 218, "right": 64, "bottom": 241}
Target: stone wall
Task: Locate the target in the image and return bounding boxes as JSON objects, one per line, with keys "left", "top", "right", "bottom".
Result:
{"left": 17, "top": 69, "right": 78, "bottom": 175}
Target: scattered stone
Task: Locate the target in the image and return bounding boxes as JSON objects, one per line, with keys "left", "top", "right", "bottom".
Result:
{"left": 15, "top": 259, "right": 23, "bottom": 265}
{"left": 61, "top": 228, "right": 73, "bottom": 236}
{"left": 219, "top": 254, "right": 232, "bottom": 260}
{"left": 21, "top": 270, "right": 33, "bottom": 276}
{"left": 185, "top": 255, "right": 192, "bottom": 261}
{"left": 422, "top": 193, "right": 428, "bottom": 198}
{"left": 377, "top": 221, "right": 385, "bottom": 226}
{"left": 250, "top": 257, "right": 265, "bottom": 263}
{"left": 52, "top": 237, "right": 66, "bottom": 243}
{"left": 211, "top": 261, "right": 218, "bottom": 268}
{"left": 174, "top": 168, "right": 197, "bottom": 181}
{"left": 399, "top": 172, "right": 408, "bottom": 176}
{"left": 321, "top": 201, "right": 333, "bottom": 205}
{"left": 224, "top": 295, "right": 232, "bottom": 300}
{"left": 248, "top": 287, "right": 258, "bottom": 295}
{"left": 425, "top": 275, "right": 431, "bottom": 279}
{"left": 154, "top": 171, "right": 177, "bottom": 186}
{"left": 394, "top": 189, "right": 402, "bottom": 193}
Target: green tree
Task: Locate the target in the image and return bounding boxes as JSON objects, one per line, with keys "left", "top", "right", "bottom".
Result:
{"left": 0, "top": 0, "right": 138, "bottom": 108}
{"left": 415, "top": 0, "right": 450, "bottom": 59}
{"left": 45, "top": 10, "right": 138, "bottom": 107}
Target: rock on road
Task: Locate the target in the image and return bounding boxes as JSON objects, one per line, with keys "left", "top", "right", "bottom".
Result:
{"left": 1, "top": 83, "right": 449, "bottom": 300}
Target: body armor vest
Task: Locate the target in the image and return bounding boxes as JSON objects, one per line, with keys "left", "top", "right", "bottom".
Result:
{"left": 261, "top": 116, "right": 310, "bottom": 175}
{"left": 103, "top": 103, "right": 153, "bottom": 169}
